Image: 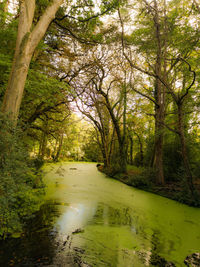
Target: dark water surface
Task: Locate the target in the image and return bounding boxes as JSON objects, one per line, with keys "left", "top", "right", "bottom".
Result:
{"left": 0, "top": 162, "right": 200, "bottom": 266}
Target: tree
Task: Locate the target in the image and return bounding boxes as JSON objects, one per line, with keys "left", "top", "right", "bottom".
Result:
{"left": 1, "top": 0, "right": 63, "bottom": 121}
{"left": 1, "top": 0, "right": 120, "bottom": 122}
{"left": 118, "top": 0, "right": 167, "bottom": 183}
{"left": 163, "top": 57, "right": 196, "bottom": 194}
{"left": 69, "top": 46, "right": 129, "bottom": 172}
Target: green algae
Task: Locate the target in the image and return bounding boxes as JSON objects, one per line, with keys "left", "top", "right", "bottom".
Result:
{"left": 42, "top": 162, "right": 200, "bottom": 266}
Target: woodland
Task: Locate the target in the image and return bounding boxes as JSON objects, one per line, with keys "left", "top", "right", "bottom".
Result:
{"left": 0, "top": 0, "right": 200, "bottom": 238}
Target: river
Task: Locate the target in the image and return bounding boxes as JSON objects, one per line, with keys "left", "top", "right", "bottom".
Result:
{"left": 0, "top": 162, "right": 200, "bottom": 266}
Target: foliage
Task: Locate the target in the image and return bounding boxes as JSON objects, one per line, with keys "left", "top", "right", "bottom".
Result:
{"left": 104, "top": 163, "right": 123, "bottom": 177}
{"left": 128, "top": 168, "right": 155, "bottom": 188}
{"left": 82, "top": 133, "right": 102, "bottom": 162}
{"left": 0, "top": 0, "right": 200, "bottom": 210}
{"left": 176, "top": 176, "right": 200, "bottom": 207}
{"left": 0, "top": 114, "right": 44, "bottom": 238}
{"left": 0, "top": 20, "right": 17, "bottom": 102}
{"left": 163, "top": 137, "right": 184, "bottom": 182}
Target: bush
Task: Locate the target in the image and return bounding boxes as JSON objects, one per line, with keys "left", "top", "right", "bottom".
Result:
{"left": 0, "top": 114, "right": 44, "bottom": 238}
{"left": 129, "top": 168, "right": 155, "bottom": 188}
{"left": 32, "top": 157, "right": 44, "bottom": 170}
{"left": 176, "top": 176, "right": 200, "bottom": 207}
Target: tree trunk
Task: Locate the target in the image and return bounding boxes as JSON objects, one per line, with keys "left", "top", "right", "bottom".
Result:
{"left": 1, "top": 47, "right": 32, "bottom": 121}
{"left": 108, "top": 127, "right": 115, "bottom": 166}
{"left": 122, "top": 81, "right": 127, "bottom": 172}
{"left": 129, "top": 136, "right": 133, "bottom": 165}
{"left": 39, "top": 131, "right": 47, "bottom": 160}
{"left": 105, "top": 96, "right": 127, "bottom": 173}
{"left": 54, "top": 132, "right": 64, "bottom": 161}
{"left": 152, "top": 0, "right": 165, "bottom": 184}
{"left": 101, "top": 146, "right": 108, "bottom": 167}
{"left": 1, "top": 0, "right": 35, "bottom": 120}
{"left": 138, "top": 137, "right": 143, "bottom": 167}
{"left": 38, "top": 118, "right": 48, "bottom": 159}
{"left": 100, "top": 133, "right": 109, "bottom": 167}
{"left": 1, "top": 0, "right": 63, "bottom": 121}
{"left": 134, "top": 131, "right": 144, "bottom": 166}
{"left": 119, "top": 141, "right": 127, "bottom": 173}
{"left": 177, "top": 104, "right": 194, "bottom": 194}
{"left": 153, "top": 107, "right": 164, "bottom": 184}
{"left": 96, "top": 87, "right": 127, "bottom": 173}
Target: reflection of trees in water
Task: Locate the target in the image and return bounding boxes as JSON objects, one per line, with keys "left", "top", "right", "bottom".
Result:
{"left": 78, "top": 204, "right": 144, "bottom": 267}
{"left": 0, "top": 201, "right": 60, "bottom": 266}
{"left": 148, "top": 230, "right": 176, "bottom": 266}
{"left": 0, "top": 201, "right": 176, "bottom": 267}
{"left": 83, "top": 204, "right": 178, "bottom": 266}
{"left": 91, "top": 203, "right": 135, "bottom": 227}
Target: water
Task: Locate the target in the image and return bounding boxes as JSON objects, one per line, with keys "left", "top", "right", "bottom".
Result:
{"left": 0, "top": 162, "right": 200, "bottom": 266}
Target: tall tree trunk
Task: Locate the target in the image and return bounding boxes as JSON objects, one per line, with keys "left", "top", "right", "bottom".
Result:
{"left": 103, "top": 93, "right": 127, "bottom": 173}
{"left": 100, "top": 132, "right": 109, "bottom": 167}
{"left": 101, "top": 145, "right": 108, "bottom": 167}
{"left": 94, "top": 127, "right": 108, "bottom": 167}
{"left": 119, "top": 141, "right": 127, "bottom": 173}
{"left": 1, "top": 0, "right": 35, "bottom": 120}
{"left": 152, "top": 0, "right": 165, "bottom": 184}
{"left": 153, "top": 106, "right": 164, "bottom": 184}
{"left": 2, "top": 47, "right": 33, "bottom": 121}
{"left": 138, "top": 136, "right": 144, "bottom": 166}
{"left": 39, "top": 118, "right": 48, "bottom": 159}
{"left": 177, "top": 104, "right": 194, "bottom": 194}
{"left": 123, "top": 80, "right": 127, "bottom": 167}
{"left": 54, "top": 132, "right": 64, "bottom": 161}
{"left": 39, "top": 131, "right": 47, "bottom": 160}
{"left": 1, "top": 0, "right": 63, "bottom": 121}
{"left": 129, "top": 136, "right": 133, "bottom": 165}
{"left": 108, "top": 127, "right": 115, "bottom": 166}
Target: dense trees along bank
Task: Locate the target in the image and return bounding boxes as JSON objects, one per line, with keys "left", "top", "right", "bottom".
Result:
{"left": 0, "top": 0, "right": 200, "bottom": 237}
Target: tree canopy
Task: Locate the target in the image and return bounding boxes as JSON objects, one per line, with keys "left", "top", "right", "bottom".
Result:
{"left": 1, "top": 0, "right": 200, "bottom": 237}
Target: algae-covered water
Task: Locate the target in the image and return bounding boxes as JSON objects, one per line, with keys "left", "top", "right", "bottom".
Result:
{"left": 0, "top": 162, "right": 200, "bottom": 266}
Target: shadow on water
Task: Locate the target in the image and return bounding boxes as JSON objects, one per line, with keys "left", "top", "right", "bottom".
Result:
{"left": 0, "top": 202, "right": 60, "bottom": 266}
{"left": 0, "top": 201, "right": 170, "bottom": 267}
{"left": 71, "top": 203, "right": 176, "bottom": 267}
{"left": 0, "top": 163, "right": 200, "bottom": 267}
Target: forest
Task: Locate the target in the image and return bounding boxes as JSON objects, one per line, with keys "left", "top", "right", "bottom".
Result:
{"left": 0, "top": 0, "right": 200, "bottom": 242}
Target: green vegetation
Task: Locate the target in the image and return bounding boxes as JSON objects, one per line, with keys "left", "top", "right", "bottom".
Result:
{"left": 0, "top": 114, "right": 44, "bottom": 238}
{"left": 1, "top": 0, "right": 200, "bottom": 239}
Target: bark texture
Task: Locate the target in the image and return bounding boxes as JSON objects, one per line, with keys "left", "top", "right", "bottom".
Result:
{"left": 1, "top": 0, "right": 63, "bottom": 121}
{"left": 152, "top": 0, "right": 165, "bottom": 184}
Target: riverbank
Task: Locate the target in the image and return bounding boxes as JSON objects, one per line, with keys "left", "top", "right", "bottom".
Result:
{"left": 97, "top": 165, "right": 200, "bottom": 207}
{"left": 1, "top": 162, "right": 200, "bottom": 266}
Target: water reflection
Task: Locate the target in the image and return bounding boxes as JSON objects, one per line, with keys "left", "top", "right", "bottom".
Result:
{"left": 67, "top": 202, "right": 150, "bottom": 267}
{"left": 0, "top": 163, "right": 200, "bottom": 267}
{"left": 56, "top": 203, "right": 97, "bottom": 235}
{"left": 0, "top": 202, "right": 59, "bottom": 266}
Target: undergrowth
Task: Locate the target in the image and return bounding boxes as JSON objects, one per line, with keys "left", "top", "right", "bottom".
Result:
{"left": 0, "top": 114, "right": 45, "bottom": 238}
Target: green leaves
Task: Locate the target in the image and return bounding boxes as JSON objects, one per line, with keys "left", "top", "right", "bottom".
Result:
{"left": 0, "top": 114, "right": 44, "bottom": 238}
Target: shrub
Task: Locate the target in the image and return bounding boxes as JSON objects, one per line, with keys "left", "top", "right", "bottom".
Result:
{"left": 176, "top": 177, "right": 200, "bottom": 207}
{"left": 129, "top": 168, "right": 155, "bottom": 188}
{"left": 0, "top": 114, "right": 44, "bottom": 238}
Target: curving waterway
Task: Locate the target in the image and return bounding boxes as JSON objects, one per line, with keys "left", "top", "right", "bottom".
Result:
{"left": 0, "top": 162, "right": 200, "bottom": 266}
